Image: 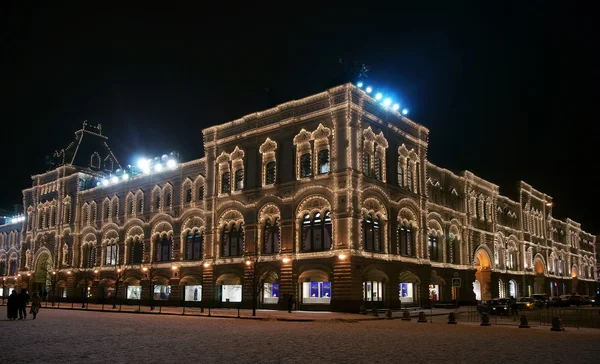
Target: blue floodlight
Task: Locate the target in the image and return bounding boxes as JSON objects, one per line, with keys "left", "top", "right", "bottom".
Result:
{"left": 402, "top": 108, "right": 409, "bottom": 115}
{"left": 366, "top": 86, "right": 372, "bottom": 93}
{"left": 383, "top": 98, "right": 392, "bottom": 107}
{"left": 357, "top": 81, "right": 363, "bottom": 88}
{"left": 375, "top": 93, "right": 382, "bottom": 100}
{"left": 392, "top": 104, "right": 400, "bottom": 111}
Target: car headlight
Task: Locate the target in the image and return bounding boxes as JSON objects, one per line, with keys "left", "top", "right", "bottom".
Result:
{"left": 526, "top": 303, "right": 531, "bottom": 307}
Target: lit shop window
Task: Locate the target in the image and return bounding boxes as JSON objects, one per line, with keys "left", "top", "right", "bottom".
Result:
{"left": 263, "top": 283, "right": 279, "bottom": 304}
{"left": 184, "top": 285, "right": 202, "bottom": 302}
{"left": 363, "top": 281, "right": 383, "bottom": 301}
{"left": 127, "top": 286, "right": 141, "bottom": 300}
{"left": 399, "top": 283, "right": 414, "bottom": 303}
{"left": 302, "top": 282, "right": 331, "bottom": 304}
{"left": 428, "top": 285, "right": 440, "bottom": 301}
{"left": 222, "top": 285, "right": 242, "bottom": 303}
{"left": 154, "top": 285, "right": 170, "bottom": 300}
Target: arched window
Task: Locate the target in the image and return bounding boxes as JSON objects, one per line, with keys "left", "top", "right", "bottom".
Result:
{"left": 130, "top": 239, "right": 143, "bottom": 264}
{"left": 235, "top": 168, "right": 244, "bottom": 191}
{"left": 186, "top": 230, "right": 203, "bottom": 261}
{"left": 317, "top": 149, "right": 329, "bottom": 174}
{"left": 301, "top": 211, "right": 332, "bottom": 252}
{"left": 137, "top": 199, "right": 143, "bottom": 214}
{"left": 105, "top": 243, "right": 119, "bottom": 266}
{"left": 221, "top": 171, "right": 231, "bottom": 193}
{"left": 198, "top": 185, "right": 205, "bottom": 201}
{"left": 156, "top": 236, "right": 172, "bottom": 262}
{"left": 362, "top": 214, "right": 382, "bottom": 252}
{"left": 104, "top": 204, "right": 110, "bottom": 220}
{"left": 265, "top": 161, "right": 276, "bottom": 185}
{"left": 428, "top": 233, "right": 439, "bottom": 261}
{"left": 398, "top": 224, "right": 414, "bottom": 256}
{"left": 263, "top": 218, "right": 280, "bottom": 254}
{"left": 185, "top": 188, "right": 193, "bottom": 203}
{"left": 154, "top": 195, "right": 161, "bottom": 210}
{"left": 165, "top": 191, "right": 172, "bottom": 208}
{"left": 90, "top": 153, "right": 100, "bottom": 168}
{"left": 407, "top": 161, "right": 413, "bottom": 192}
{"left": 300, "top": 154, "right": 311, "bottom": 178}
{"left": 222, "top": 224, "right": 243, "bottom": 257}
{"left": 415, "top": 162, "right": 421, "bottom": 193}
{"left": 83, "top": 244, "right": 96, "bottom": 268}
{"left": 452, "top": 239, "right": 460, "bottom": 264}
{"left": 398, "top": 165, "right": 404, "bottom": 187}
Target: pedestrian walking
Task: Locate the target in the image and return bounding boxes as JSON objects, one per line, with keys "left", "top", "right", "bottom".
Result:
{"left": 287, "top": 294, "right": 294, "bottom": 313}
{"left": 30, "top": 292, "right": 42, "bottom": 319}
{"left": 7, "top": 290, "right": 18, "bottom": 320}
{"left": 18, "top": 288, "right": 30, "bottom": 320}
{"left": 510, "top": 295, "right": 518, "bottom": 315}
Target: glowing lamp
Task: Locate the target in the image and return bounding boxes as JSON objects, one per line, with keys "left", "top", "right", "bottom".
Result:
{"left": 142, "top": 267, "right": 148, "bottom": 272}
{"left": 94, "top": 270, "right": 98, "bottom": 274}
{"left": 122, "top": 173, "right": 129, "bottom": 181}
{"left": 282, "top": 257, "right": 290, "bottom": 264}
{"left": 375, "top": 93, "right": 382, "bottom": 100}
{"left": 171, "top": 265, "right": 178, "bottom": 271}
{"left": 392, "top": 104, "right": 400, "bottom": 111}
{"left": 357, "top": 81, "right": 363, "bottom": 88}
{"left": 402, "top": 108, "right": 409, "bottom": 115}
{"left": 203, "top": 263, "right": 210, "bottom": 268}
{"left": 383, "top": 98, "right": 392, "bottom": 107}
{"left": 366, "top": 86, "right": 372, "bottom": 93}
{"left": 102, "top": 179, "right": 110, "bottom": 186}
{"left": 154, "top": 163, "right": 163, "bottom": 171}
{"left": 111, "top": 176, "right": 119, "bottom": 184}
{"left": 67, "top": 271, "right": 72, "bottom": 275}
{"left": 245, "top": 260, "right": 252, "bottom": 266}
{"left": 137, "top": 158, "right": 150, "bottom": 170}
{"left": 167, "top": 159, "right": 177, "bottom": 168}
{"left": 338, "top": 253, "right": 347, "bottom": 260}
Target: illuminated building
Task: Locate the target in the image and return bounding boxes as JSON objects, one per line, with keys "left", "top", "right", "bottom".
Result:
{"left": 0, "top": 84, "right": 596, "bottom": 311}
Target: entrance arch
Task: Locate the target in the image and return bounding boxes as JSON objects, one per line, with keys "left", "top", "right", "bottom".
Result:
{"left": 474, "top": 249, "right": 492, "bottom": 301}
{"left": 32, "top": 252, "right": 53, "bottom": 295}
{"left": 398, "top": 270, "right": 420, "bottom": 306}
{"left": 533, "top": 256, "right": 546, "bottom": 294}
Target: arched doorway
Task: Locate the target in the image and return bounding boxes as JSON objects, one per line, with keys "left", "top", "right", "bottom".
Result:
{"left": 533, "top": 257, "right": 545, "bottom": 294}
{"left": 216, "top": 273, "right": 242, "bottom": 305}
{"left": 508, "top": 280, "right": 518, "bottom": 298}
{"left": 571, "top": 266, "right": 579, "bottom": 293}
{"left": 298, "top": 269, "right": 331, "bottom": 308}
{"left": 474, "top": 249, "right": 492, "bottom": 301}
{"left": 398, "top": 270, "right": 420, "bottom": 306}
{"left": 32, "top": 252, "right": 53, "bottom": 296}
{"left": 362, "top": 268, "right": 389, "bottom": 305}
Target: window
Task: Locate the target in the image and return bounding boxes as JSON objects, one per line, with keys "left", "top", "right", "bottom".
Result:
{"left": 156, "top": 236, "right": 172, "bottom": 262}
{"left": 398, "top": 224, "right": 414, "bottom": 256}
{"left": 363, "top": 152, "right": 371, "bottom": 176}
{"left": 222, "top": 224, "right": 243, "bottom": 257}
{"left": 165, "top": 192, "right": 172, "bottom": 208}
{"left": 263, "top": 219, "right": 280, "bottom": 254}
{"left": 374, "top": 156, "right": 382, "bottom": 180}
{"left": 221, "top": 172, "right": 231, "bottom": 193}
{"left": 415, "top": 162, "right": 420, "bottom": 193}
{"left": 317, "top": 149, "right": 329, "bottom": 174}
{"left": 154, "top": 285, "right": 170, "bottom": 300}
{"left": 302, "top": 281, "right": 331, "bottom": 304}
{"left": 155, "top": 195, "right": 161, "bottom": 210}
{"left": 83, "top": 245, "right": 96, "bottom": 268}
{"left": 234, "top": 168, "right": 244, "bottom": 191}
{"left": 407, "top": 166, "right": 413, "bottom": 192}
{"left": 185, "top": 189, "right": 192, "bottom": 203}
{"left": 184, "top": 285, "right": 202, "bottom": 302}
{"left": 363, "top": 281, "right": 383, "bottom": 301}
{"left": 428, "top": 234, "right": 439, "bottom": 261}
{"left": 127, "top": 286, "right": 141, "bottom": 300}
{"left": 137, "top": 199, "right": 143, "bottom": 214}
{"left": 105, "top": 244, "right": 118, "bottom": 266}
{"left": 263, "top": 283, "right": 279, "bottom": 304}
{"left": 399, "top": 283, "right": 415, "bottom": 303}
{"left": 301, "top": 212, "right": 332, "bottom": 252}
{"left": 129, "top": 200, "right": 134, "bottom": 216}
{"left": 131, "top": 240, "right": 143, "bottom": 264}
{"left": 362, "top": 214, "right": 382, "bottom": 252}
{"left": 186, "top": 230, "right": 203, "bottom": 261}
{"left": 300, "top": 154, "right": 311, "bottom": 177}
{"left": 198, "top": 186, "right": 204, "bottom": 201}
{"left": 265, "top": 161, "right": 276, "bottom": 185}
{"left": 429, "top": 284, "right": 440, "bottom": 301}
{"left": 104, "top": 205, "right": 110, "bottom": 220}
{"left": 222, "top": 285, "right": 242, "bottom": 302}
{"left": 452, "top": 239, "right": 460, "bottom": 264}
{"left": 398, "top": 165, "right": 404, "bottom": 187}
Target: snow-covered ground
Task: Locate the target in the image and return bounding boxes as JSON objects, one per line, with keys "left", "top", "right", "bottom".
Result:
{"left": 1, "top": 307, "right": 598, "bottom": 364}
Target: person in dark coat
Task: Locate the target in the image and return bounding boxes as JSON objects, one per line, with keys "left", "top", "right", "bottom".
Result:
{"left": 18, "top": 289, "right": 30, "bottom": 320}
{"left": 7, "top": 290, "right": 18, "bottom": 320}
{"left": 287, "top": 294, "right": 294, "bottom": 313}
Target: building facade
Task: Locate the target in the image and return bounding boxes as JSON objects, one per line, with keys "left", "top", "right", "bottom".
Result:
{"left": 0, "top": 84, "right": 597, "bottom": 311}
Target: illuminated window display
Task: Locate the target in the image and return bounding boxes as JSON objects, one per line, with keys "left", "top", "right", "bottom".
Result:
{"left": 302, "top": 281, "right": 331, "bottom": 304}
{"left": 184, "top": 285, "right": 202, "bottom": 301}
{"left": 428, "top": 284, "right": 440, "bottom": 301}
{"left": 154, "top": 285, "right": 170, "bottom": 300}
{"left": 399, "top": 283, "right": 415, "bottom": 303}
{"left": 263, "top": 283, "right": 279, "bottom": 304}
{"left": 127, "top": 285, "right": 141, "bottom": 300}
{"left": 222, "top": 285, "right": 242, "bottom": 302}
{"left": 363, "top": 281, "right": 383, "bottom": 301}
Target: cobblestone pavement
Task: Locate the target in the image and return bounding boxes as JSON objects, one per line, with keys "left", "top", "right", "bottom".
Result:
{"left": 1, "top": 307, "right": 598, "bottom": 364}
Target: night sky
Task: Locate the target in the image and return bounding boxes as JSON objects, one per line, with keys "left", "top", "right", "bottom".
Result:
{"left": 2, "top": 3, "right": 597, "bottom": 233}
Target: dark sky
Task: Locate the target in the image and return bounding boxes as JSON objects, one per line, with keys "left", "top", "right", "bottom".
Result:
{"left": 1, "top": 3, "right": 597, "bottom": 233}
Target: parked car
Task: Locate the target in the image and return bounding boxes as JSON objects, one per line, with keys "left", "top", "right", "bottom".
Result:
{"left": 532, "top": 294, "right": 549, "bottom": 307}
{"left": 580, "top": 295, "right": 591, "bottom": 305}
{"left": 489, "top": 298, "right": 511, "bottom": 315}
{"left": 547, "top": 296, "right": 562, "bottom": 307}
{"left": 516, "top": 297, "right": 536, "bottom": 311}
{"left": 559, "top": 294, "right": 582, "bottom": 306}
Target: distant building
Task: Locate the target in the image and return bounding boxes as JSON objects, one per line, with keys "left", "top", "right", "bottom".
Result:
{"left": 0, "top": 84, "right": 597, "bottom": 311}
